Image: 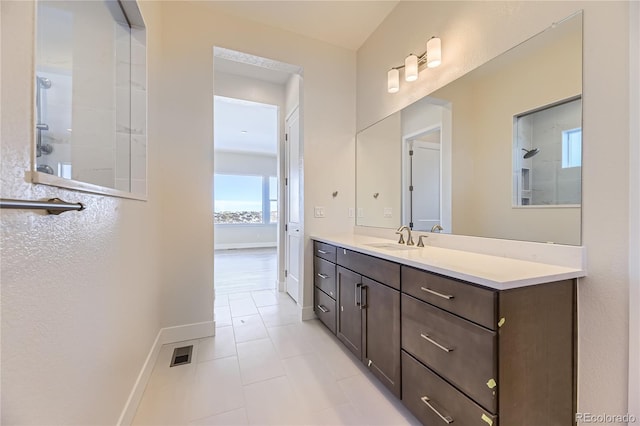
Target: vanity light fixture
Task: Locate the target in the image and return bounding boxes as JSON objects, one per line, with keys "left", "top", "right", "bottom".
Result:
{"left": 387, "top": 37, "right": 442, "bottom": 93}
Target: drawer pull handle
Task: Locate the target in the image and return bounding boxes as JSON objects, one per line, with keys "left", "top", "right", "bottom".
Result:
{"left": 316, "top": 304, "right": 329, "bottom": 313}
{"left": 421, "top": 396, "right": 453, "bottom": 424}
{"left": 421, "top": 286, "right": 454, "bottom": 300}
{"left": 317, "top": 273, "right": 329, "bottom": 279}
{"left": 420, "top": 333, "right": 453, "bottom": 353}
{"left": 317, "top": 249, "right": 329, "bottom": 254}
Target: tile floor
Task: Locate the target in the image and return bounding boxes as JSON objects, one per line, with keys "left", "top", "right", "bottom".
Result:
{"left": 214, "top": 249, "right": 277, "bottom": 295}
{"left": 132, "top": 289, "right": 420, "bottom": 425}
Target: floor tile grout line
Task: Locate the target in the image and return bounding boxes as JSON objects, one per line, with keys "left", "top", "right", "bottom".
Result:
{"left": 187, "top": 405, "right": 247, "bottom": 424}
{"left": 240, "top": 371, "right": 288, "bottom": 388}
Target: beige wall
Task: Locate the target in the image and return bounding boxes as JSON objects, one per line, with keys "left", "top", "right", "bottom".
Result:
{"left": 155, "top": 0, "right": 356, "bottom": 319}
{"left": 357, "top": 0, "right": 632, "bottom": 419}
{"left": 356, "top": 112, "right": 401, "bottom": 228}
{"left": 0, "top": 1, "right": 163, "bottom": 424}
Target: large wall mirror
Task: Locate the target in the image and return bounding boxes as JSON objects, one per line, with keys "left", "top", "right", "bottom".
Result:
{"left": 32, "top": 0, "right": 147, "bottom": 199}
{"left": 356, "top": 11, "right": 582, "bottom": 245}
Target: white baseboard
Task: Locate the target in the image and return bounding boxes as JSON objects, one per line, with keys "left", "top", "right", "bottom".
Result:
{"left": 214, "top": 242, "right": 276, "bottom": 250}
{"left": 117, "top": 321, "right": 216, "bottom": 425}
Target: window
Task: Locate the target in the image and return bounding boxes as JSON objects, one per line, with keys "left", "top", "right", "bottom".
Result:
{"left": 269, "top": 176, "right": 278, "bottom": 223}
{"left": 562, "top": 128, "right": 582, "bottom": 168}
{"left": 214, "top": 174, "right": 278, "bottom": 225}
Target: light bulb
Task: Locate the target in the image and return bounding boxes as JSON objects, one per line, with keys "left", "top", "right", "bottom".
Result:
{"left": 405, "top": 54, "right": 418, "bottom": 81}
{"left": 427, "top": 37, "right": 442, "bottom": 68}
{"left": 387, "top": 69, "right": 399, "bottom": 93}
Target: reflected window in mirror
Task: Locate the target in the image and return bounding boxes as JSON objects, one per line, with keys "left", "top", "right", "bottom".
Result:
{"left": 34, "top": 0, "right": 147, "bottom": 199}
{"left": 513, "top": 97, "right": 582, "bottom": 207}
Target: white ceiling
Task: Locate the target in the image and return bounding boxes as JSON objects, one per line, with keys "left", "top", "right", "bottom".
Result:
{"left": 200, "top": 1, "right": 399, "bottom": 51}
{"left": 214, "top": 96, "right": 279, "bottom": 155}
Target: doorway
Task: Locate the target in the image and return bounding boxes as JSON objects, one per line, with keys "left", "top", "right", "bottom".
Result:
{"left": 213, "top": 96, "right": 279, "bottom": 295}
{"left": 213, "top": 48, "right": 303, "bottom": 307}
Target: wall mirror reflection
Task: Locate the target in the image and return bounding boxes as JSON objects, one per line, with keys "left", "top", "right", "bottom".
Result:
{"left": 356, "top": 11, "right": 582, "bottom": 245}
{"left": 33, "top": 0, "right": 147, "bottom": 198}
{"left": 513, "top": 96, "right": 582, "bottom": 206}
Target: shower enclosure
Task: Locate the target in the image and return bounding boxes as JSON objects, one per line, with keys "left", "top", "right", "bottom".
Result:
{"left": 33, "top": 0, "right": 147, "bottom": 197}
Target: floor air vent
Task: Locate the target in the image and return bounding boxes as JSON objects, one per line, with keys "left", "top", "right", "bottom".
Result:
{"left": 170, "top": 345, "right": 193, "bottom": 367}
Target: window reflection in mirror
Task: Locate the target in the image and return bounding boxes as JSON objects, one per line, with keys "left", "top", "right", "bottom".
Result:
{"left": 34, "top": 0, "right": 147, "bottom": 198}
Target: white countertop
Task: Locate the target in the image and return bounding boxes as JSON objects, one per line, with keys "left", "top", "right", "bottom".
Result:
{"left": 312, "top": 234, "right": 586, "bottom": 290}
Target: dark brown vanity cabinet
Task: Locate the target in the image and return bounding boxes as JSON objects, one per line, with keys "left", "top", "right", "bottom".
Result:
{"left": 313, "top": 240, "right": 576, "bottom": 426}
{"left": 313, "top": 242, "right": 337, "bottom": 334}
{"left": 336, "top": 266, "right": 362, "bottom": 357}
{"left": 336, "top": 261, "right": 401, "bottom": 397}
{"left": 314, "top": 242, "right": 402, "bottom": 398}
{"left": 401, "top": 265, "right": 576, "bottom": 426}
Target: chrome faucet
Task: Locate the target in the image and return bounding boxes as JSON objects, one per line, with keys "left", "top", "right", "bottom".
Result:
{"left": 396, "top": 225, "right": 415, "bottom": 246}
{"left": 431, "top": 224, "right": 444, "bottom": 233}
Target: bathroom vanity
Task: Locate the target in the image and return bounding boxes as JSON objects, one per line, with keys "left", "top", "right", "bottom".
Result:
{"left": 312, "top": 235, "right": 582, "bottom": 426}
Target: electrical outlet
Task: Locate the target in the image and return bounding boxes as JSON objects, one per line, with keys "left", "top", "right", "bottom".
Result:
{"left": 348, "top": 208, "right": 355, "bottom": 218}
{"left": 314, "top": 206, "right": 325, "bottom": 218}
{"left": 384, "top": 207, "right": 393, "bottom": 218}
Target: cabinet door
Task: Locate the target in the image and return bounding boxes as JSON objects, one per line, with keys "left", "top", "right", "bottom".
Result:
{"left": 337, "top": 266, "right": 363, "bottom": 359}
{"left": 363, "top": 277, "right": 401, "bottom": 398}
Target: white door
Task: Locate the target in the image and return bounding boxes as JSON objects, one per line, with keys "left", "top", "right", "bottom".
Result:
{"left": 285, "top": 107, "right": 301, "bottom": 302}
{"left": 412, "top": 140, "right": 441, "bottom": 231}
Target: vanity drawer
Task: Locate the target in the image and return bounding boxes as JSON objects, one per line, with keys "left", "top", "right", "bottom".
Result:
{"left": 314, "top": 241, "right": 337, "bottom": 263}
{"left": 337, "top": 248, "right": 400, "bottom": 290}
{"left": 402, "top": 265, "right": 497, "bottom": 329}
{"left": 402, "top": 294, "right": 497, "bottom": 413}
{"left": 402, "top": 351, "right": 498, "bottom": 426}
{"left": 314, "top": 257, "right": 336, "bottom": 299}
{"left": 314, "top": 286, "right": 336, "bottom": 334}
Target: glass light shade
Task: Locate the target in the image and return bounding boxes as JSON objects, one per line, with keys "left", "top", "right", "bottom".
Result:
{"left": 387, "top": 68, "right": 399, "bottom": 93}
{"left": 405, "top": 54, "right": 419, "bottom": 81}
{"left": 427, "top": 37, "right": 442, "bottom": 68}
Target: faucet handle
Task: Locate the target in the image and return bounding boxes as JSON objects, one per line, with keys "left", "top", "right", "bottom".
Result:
{"left": 431, "top": 224, "right": 444, "bottom": 233}
{"left": 417, "top": 235, "right": 427, "bottom": 247}
{"left": 395, "top": 231, "right": 405, "bottom": 244}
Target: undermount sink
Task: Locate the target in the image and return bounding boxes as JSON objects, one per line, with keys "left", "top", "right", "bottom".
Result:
{"left": 364, "top": 242, "right": 419, "bottom": 251}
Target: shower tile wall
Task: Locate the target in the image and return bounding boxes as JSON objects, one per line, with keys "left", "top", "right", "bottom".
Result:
{"left": 529, "top": 101, "right": 582, "bottom": 205}
{"left": 129, "top": 26, "right": 147, "bottom": 195}
{"left": 70, "top": 4, "right": 119, "bottom": 189}
{"left": 115, "top": 24, "right": 147, "bottom": 194}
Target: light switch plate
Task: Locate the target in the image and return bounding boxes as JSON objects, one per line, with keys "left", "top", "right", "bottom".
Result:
{"left": 357, "top": 208, "right": 364, "bottom": 218}
{"left": 314, "top": 206, "right": 325, "bottom": 218}
{"left": 348, "top": 208, "right": 355, "bottom": 218}
{"left": 384, "top": 207, "right": 393, "bottom": 218}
